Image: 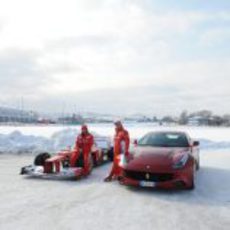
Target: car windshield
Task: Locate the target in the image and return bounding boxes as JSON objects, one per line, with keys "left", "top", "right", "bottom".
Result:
{"left": 138, "top": 132, "right": 189, "bottom": 147}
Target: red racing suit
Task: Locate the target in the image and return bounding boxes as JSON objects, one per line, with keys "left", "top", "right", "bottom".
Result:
{"left": 70, "top": 133, "right": 94, "bottom": 175}
{"left": 110, "top": 128, "right": 130, "bottom": 178}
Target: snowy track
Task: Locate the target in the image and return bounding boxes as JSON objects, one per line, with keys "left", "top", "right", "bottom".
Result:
{"left": 0, "top": 149, "right": 230, "bottom": 230}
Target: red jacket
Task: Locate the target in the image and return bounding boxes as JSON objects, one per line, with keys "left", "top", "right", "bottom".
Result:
{"left": 76, "top": 133, "right": 94, "bottom": 154}
{"left": 114, "top": 128, "right": 130, "bottom": 157}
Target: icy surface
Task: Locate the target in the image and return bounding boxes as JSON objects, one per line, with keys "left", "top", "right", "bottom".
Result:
{"left": 0, "top": 124, "right": 230, "bottom": 230}
{"left": 0, "top": 149, "right": 230, "bottom": 230}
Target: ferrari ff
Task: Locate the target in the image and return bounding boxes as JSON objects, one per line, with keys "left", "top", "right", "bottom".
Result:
{"left": 119, "top": 131, "right": 200, "bottom": 189}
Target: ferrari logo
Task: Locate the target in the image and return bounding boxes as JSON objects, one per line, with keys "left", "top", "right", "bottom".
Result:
{"left": 145, "top": 173, "right": 150, "bottom": 180}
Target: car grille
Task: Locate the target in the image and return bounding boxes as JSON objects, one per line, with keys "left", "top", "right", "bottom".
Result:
{"left": 123, "top": 170, "right": 174, "bottom": 182}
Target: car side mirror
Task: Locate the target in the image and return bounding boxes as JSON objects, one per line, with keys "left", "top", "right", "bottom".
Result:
{"left": 193, "top": 141, "right": 200, "bottom": 146}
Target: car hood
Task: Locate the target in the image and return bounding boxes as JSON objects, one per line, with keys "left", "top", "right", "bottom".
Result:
{"left": 125, "top": 146, "right": 190, "bottom": 172}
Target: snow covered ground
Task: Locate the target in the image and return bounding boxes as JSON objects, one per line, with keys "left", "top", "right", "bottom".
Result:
{"left": 0, "top": 124, "right": 230, "bottom": 230}
{"left": 1, "top": 123, "right": 230, "bottom": 154}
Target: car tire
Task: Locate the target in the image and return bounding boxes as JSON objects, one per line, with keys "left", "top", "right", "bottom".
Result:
{"left": 187, "top": 166, "right": 196, "bottom": 190}
{"left": 92, "top": 151, "right": 103, "bottom": 167}
{"left": 75, "top": 152, "right": 84, "bottom": 167}
{"left": 34, "top": 152, "right": 51, "bottom": 166}
{"left": 188, "top": 179, "right": 195, "bottom": 190}
{"left": 74, "top": 153, "right": 93, "bottom": 174}
{"left": 107, "top": 147, "right": 114, "bottom": 161}
{"left": 196, "top": 160, "right": 200, "bottom": 171}
{"left": 196, "top": 156, "right": 200, "bottom": 171}
{"left": 88, "top": 154, "right": 94, "bottom": 174}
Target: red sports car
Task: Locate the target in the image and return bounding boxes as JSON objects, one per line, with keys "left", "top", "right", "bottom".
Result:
{"left": 119, "top": 131, "right": 200, "bottom": 189}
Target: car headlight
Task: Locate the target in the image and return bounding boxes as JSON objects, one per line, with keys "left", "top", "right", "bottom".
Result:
{"left": 173, "top": 153, "right": 189, "bottom": 169}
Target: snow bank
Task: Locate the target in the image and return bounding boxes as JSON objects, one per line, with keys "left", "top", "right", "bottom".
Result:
{"left": 0, "top": 127, "right": 230, "bottom": 154}
{"left": 51, "top": 128, "right": 81, "bottom": 151}
{"left": 199, "top": 138, "right": 230, "bottom": 150}
{"left": 0, "top": 129, "right": 111, "bottom": 155}
{"left": 0, "top": 131, "right": 53, "bottom": 154}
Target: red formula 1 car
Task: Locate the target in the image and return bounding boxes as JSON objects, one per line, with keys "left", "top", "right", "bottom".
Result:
{"left": 119, "top": 131, "right": 200, "bottom": 190}
{"left": 20, "top": 136, "right": 113, "bottom": 180}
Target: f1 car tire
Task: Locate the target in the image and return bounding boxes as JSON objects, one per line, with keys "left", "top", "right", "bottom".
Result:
{"left": 75, "top": 152, "right": 84, "bottom": 167}
{"left": 74, "top": 153, "right": 93, "bottom": 174}
{"left": 107, "top": 147, "right": 114, "bottom": 162}
{"left": 34, "top": 152, "right": 51, "bottom": 166}
{"left": 88, "top": 155, "right": 94, "bottom": 174}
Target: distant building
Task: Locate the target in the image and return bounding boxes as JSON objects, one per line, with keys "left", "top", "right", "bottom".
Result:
{"left": 37, "top": 118, "right": 56, "bottom": 124}
{"left": 187, "top": 116, "right": 209, "bottom": 126}
{"left": 124, "top": 114, "right": 154, "bottom": 123}
{"left": 58, "top": 113, "right": 84, "bottom": 125}
{"left": 0, "top": 107, "right": 38, "bottom": 123}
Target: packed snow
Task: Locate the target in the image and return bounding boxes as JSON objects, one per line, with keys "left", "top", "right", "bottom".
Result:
{"left": 0, "top": 124, "right": 230, "bottom": 154}
{"left": 0, "top": 127, "right": 111, "bottom": 154}
{"left": 0, "top": 124, "right": 230, "bottom": 230}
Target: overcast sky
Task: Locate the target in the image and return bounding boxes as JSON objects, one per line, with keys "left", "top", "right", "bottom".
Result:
{"left": 0, "top": 0, "right": 229, "bottom": 116}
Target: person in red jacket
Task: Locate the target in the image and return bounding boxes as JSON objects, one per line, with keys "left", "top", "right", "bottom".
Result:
{"left": 70, "top": 125, "right": 94, "bottom": 176}
{"left": 104, "top": 120, "right": 130, "bottom": 182}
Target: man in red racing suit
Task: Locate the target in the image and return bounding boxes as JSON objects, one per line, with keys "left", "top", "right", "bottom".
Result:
{"left": 70, "top": 125, "right": 94, "bottom": 176}
{"left": 104, "top": 121, "right": 130, "bottom": 182}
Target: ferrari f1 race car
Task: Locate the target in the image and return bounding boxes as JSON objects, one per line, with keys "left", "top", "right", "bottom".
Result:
{"left": 20, "top": 136, "right": 113, "bottom": 180}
